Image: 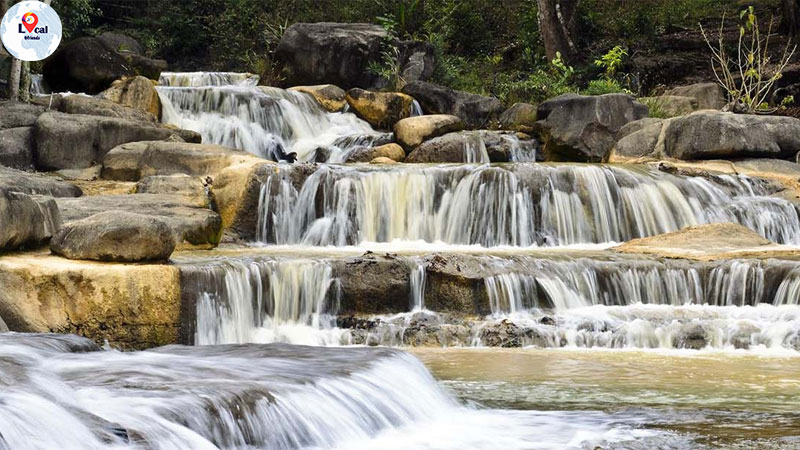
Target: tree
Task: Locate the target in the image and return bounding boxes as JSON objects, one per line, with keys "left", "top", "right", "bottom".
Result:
{"left": 783, "top": 0, "right": 800, "bottom": 37}
{"left": 537, "top": 0, "right": 580, "bottom": 62}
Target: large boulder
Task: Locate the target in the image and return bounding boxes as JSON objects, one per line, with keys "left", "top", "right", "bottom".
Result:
{"left": 55, "top": 194, "right": 222, "bottom": 247}
{"left": 50, "top": 211, "right": 176, "bottom": 262}
{"left": 0, "top": 101, "right": 44, "bottom": 128}
{"left": 0, "top": 188, "right": 61, "bottom": 251}
{"left": 406, "top": 131, "right": 535, "bottom": 163}
{"left": 33, "top": 112, "right": 174, "bottom": 170}
{"left": 0, "top": 253, "right": 181, "bottom": 349}
{"left": 211, "top": 160, "right": 281, "bottom": 240}
{"left": 610, "top": 112, "right": 800, "bottom": 162}
{"left": 0, "top": 127, "right": 34, "bottom": 170}
{"left": 402, "top": 81, "right": 504, "bottom": 129}
{"left": 535, "top": 93, "right": 648, "bottom": 162}
{"left": 345, "top": 88, "right": 414, "bottom": 129}
{"left": 0, "top": 166, "right": 81, "bottom": 197}
{"left": 43, "top": 32, "right": 167, "bottom": 94}
{"left": 135, "top": 174, "right": 209, "bottom": 207}
{"left": 101, "top": 141, "right": 256, "bottom": 181}
{"left": 665, "top": 82, "right": 727, "bottom": 110}
{"left": 393, "top": 114, "right": 465, "bottom": 151}
{"left": 398, "top": 41, "right": 435, "bottom": 84}
{"left": 276, "top": 23, "right": 387, "bottom": 89}
{"left": 59, "top": 95, "right": 156, "bottom": 122}
{"left": 99, "top": 76, "right": 161, "bottom": 119}
{"left": 288, "top": 85, "right": 347, "bottom": 112}
{"left": 499, "top": 102, "right": 537, "bottom": 134}
{"left": 639, "top": 95, "right": 698, "bottom": 117}
{"left": 346, "top": 143, "right": 406, "bottom": 163}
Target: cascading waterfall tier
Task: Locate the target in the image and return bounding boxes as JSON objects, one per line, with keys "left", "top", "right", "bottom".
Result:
{"left": 255, "top": 163, "right": 800, "bottom": 247}
{"left": 156, "top": 72, "right": 380, "bottom": 162}
{"left": 180, "top": 253, "right": 800, "bottom": 351}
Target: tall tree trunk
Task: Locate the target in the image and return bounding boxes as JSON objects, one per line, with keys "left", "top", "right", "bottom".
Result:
{"left": 783, "top": 0, "right": 800, "bottom": 37}
{"left": 537, "top": 0, "right": 580, "bottom": 62}
{"left": 20, "top": 61, "right": 30, "bottom": 102}
{"left": 8, "top": 59, "right": 21, "bottom": 102}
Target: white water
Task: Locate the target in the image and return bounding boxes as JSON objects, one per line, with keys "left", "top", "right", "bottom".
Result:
{"left": 0, "top": 333, "right": 666, "bottom": 450}
{"left": 156, "top": 72, "right": 380, "bottom": 162}
{"left": 255, "top": 163, "right": 800, "bottom": 247}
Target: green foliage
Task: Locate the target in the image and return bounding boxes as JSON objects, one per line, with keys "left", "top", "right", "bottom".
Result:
{"left": 594, "top": 46, "right": 627, "bottom": 78}
{"left": 583, "top": 78, "right": 629, "bottom": 96}
{"left": 51, "top": 0, "right": 99, "bottom": 40}
{"left": 368, "top": 46, "right": 405, "bottom": 91}
{"left": 639, "top": 97, "right": 673, "bottom": 119}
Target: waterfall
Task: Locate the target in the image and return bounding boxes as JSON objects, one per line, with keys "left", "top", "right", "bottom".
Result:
{"left": 156, "top": 72, "right": 379, "bottom": 162}
{"left": 409, "top": 260, "right": 427, "bottom": 311}
{"left": 30, "top": 74, "right": 49, "bottom": 96}
{"left": 189, "top": 258, "right": 343, "bottom": 346}
{"left": 255, "top": 164, "right": 800, "bottom": 247}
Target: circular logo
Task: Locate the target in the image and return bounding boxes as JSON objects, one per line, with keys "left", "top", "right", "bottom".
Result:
{"left": 1, "top": 1, "right": 62, "bottom": 62}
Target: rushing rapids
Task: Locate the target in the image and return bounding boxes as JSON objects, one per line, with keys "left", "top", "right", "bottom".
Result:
{"left": 157, "top": 72, "right": 380, "bottom": 162}
{"left": 179, "top": 253, "right": 800, "bottom": 350}
{"left": 0, "top": 333, "right": 669, "bottom": 450}
{"left": 255, "top": 163, "right": 800, "bottom": 247}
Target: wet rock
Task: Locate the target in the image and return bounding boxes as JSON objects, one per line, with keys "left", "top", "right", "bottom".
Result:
{"left": 60, "top": 95, "right": 156, "bottom": 123}
{"left": 406, "top": 130, "right": 533, "bottom": 163}
{"left": 55, "top": 194, "right": 221, "bottom": 247}
{"left": 346, "top": 143, "right": 406, "bottom": 163}
{"left": 675, "top": 322, "right": 708, "bottom": 350}
{"left": 99, "top": 76, "right": 161, "bottom": 119}
{"left": 288, "top": 85, "right": 347, "bottom": 112}
{"left": 345, "top": 89, "right": 414, "bottom": 129}
{"left": 0, "top": 127, "right": 34, "bottom": 170}
{"left": 334, "top": 254, "right": 412, "bottom": 315}
{"left": 0, "top": 166, "right": 82, "bottom": 197}
{"left": 499, "top": 102, "right": 538, "bottom": 134}
{"left": 369, "top": 156, "right": 398, "bottom": 164}
{"left": 477, "top": 320, "right": 525, "bottom": 348}
{"left": 393, "top": 114, "right": 465, "bottom": 151}
{"left": 34, "top": 112, "right": 174, "bottom": 170}
{"left": 0, "top": 188, "right": 61, "bottom": 251}
{"left": 402, "top": 81, "right": 504, "bottom": 129}
{"left": 50, "top": 211, "right": 176, "bottom": 262}
{"left": 43, "top": 32, "right": 167, "bottom": 94}
{"left": 536, "top": 93, "right": 648, "bottom": 162}
{"left": 211, "top": 160, "right": 277, "bottom": 240}
{"left": 425, "top": 254, "right": 492, "bottom": 315}
{"left": 135, "top": 174, "right": 209, "bottom": 207}
{"left": 0, "top": 254, "right": 181, "bottom": 349}
{"left": 276, "top": 23, "right": 388, "bottom": 89}
{"left": 102, "top": 141, "right": 256, "bottom": 181}
{"left": 665, "top": 82, "right": 727, "bottom": 110}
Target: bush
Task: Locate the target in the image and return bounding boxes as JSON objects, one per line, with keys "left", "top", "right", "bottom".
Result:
{"left": 583, "top": 79, "right": 629, "bottom": 96}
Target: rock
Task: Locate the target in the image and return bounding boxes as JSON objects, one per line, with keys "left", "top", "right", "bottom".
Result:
{"left": 0, "top": 101, "right": 44, "bottom": 128}
{"left": 615, "top": 118, "right": 664, "bottom": 141}
{"left": 614, "top": 223, "right": 798, "bottom": 261}
{"left": 499, "top": 102, "right": 538, "bottom": 133}
{"left": 43, "top": 32, "right": 167, "bottom": 94}
{"left": 288, "top": 85, "right": 347, "bottom": 112}
{"left": 406, "top": 130, "right": 534, "bottom": 163}
{"left": 135, "top": 174, "right": 209, "bottom": 207}
{"left": 345, "top": 88, "right": 414, "bottom": 129}
{"left": 665, "top": 82, "right": 727, "bottom": 110}
{"left": 276, "top": 23, "right": 388, "bottom": 89}
{"left": 0, "top": 188, "right": 61, "bottom": 251}
{"left": 0, "top": 253, "right": 181, "bottom": 349}
{"left": 369, "top": 156, "right": 398, "bottom": 164}
{"left": 334, "top": 254, "right": 413, "bottom": 315}
{"left": 102, "top": 141, "right": 257, "bottom": 181}
{"left": 476, "top": 319, "right": 544, "bottom": 348}
{"left": 55, "top": 194, "right": 221, "bottom": 247}
{"left": 0, "top": 166, "right": 82, "bottom": 197}
{"left": 402, "top": 81, "right": 504, "bottom": 129}
{"left": 162, "top": 126, "right": 202, "bottom": 144}
{"left": 398, "top": 41, "right": 435, "bottom": 84}
{"left": 639, "top": 95, "right": 698, "bottom": 117}
{"left": 33, "top": 112, "right": 174, "bottom": 170}
{"left": 59, "top": 95, "right": 156, "bottom": 122}
{"left": 211, "top": 160, "right": 278, "bottom": 240}
{"left": 664, "top": 112, "right": 800, "bottom": 160}
{"left": 393, "top": 114, "right": 465, "bottom": 151}
{"left": 99, "top": 76, "right": 161, "bottom": 119}
{"left": 675, "top": 323, "right": 708, "bottom": 350}
{"left": 0, "top": 127, "right": 34, "bottom": 170}
{"left": 346, "top": 143, "right": 406, "bottom": 163}
{"left": 609, "top": 120, "right": 666, "bottom": 162}
{"left": 0, "top": 314, "right": 7, "bottom": 332}
{"left": 535, "top": 93, "right": 648, "bottom": 162}
{"left": 50, "top": 211, "right": 176, "bottom": 262}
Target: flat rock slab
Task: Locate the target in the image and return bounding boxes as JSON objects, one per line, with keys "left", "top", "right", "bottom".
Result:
{"left": 55, "top": 194, "right": 221, "bottom": 247}
{"left": 0, "top": 166, "right": 82, "bottom": 197}
{"left": 614, "top": 223, "right": 800, "bottom": 261}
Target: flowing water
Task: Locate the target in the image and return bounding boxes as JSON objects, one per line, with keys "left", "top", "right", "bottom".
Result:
{"left": 6, "top": 71, "right": 800, "bottom": 448}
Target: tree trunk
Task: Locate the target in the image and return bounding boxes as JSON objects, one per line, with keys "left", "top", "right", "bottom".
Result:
{"left": 8, "top": 58, "right": 21, "bottom": 102}
{"left": 537, "top": 0, "right": 580, "bottom": 62}
{"left": 783, "top": 0, "right": 800, "bottom": 37}
{"left": 20, "top": 61, "right": 30, "bottom": 102}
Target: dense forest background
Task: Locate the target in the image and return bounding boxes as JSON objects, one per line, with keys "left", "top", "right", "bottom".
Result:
{"left": 51, "top": 0, "right": 788, "bottom": 104}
